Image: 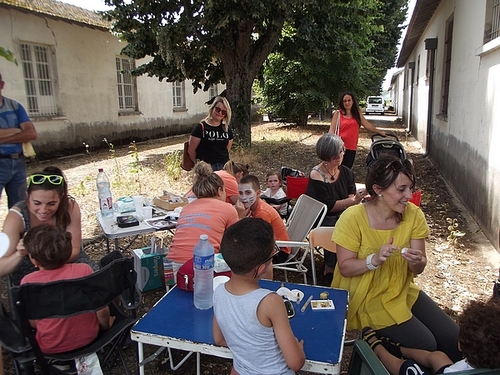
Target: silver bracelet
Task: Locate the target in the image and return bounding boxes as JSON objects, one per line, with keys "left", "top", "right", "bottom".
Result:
{"left": 366, "top": 254, "right": 379, "bottom": 270}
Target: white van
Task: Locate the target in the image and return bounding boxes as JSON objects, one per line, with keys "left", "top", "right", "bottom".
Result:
{"left": 365, "top": 96, "right": 385, "bottom": 115}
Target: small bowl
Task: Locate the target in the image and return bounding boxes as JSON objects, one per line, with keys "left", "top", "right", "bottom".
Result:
{"left": 213, "top": 276, "right": 230, "bottom": 291}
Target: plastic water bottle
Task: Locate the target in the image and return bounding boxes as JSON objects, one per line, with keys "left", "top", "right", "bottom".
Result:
{"left": 193, "top": 234, "right": 214, "bottom": 309}
{"left": 96, "top": 168, "right": 113, "bottom": 218}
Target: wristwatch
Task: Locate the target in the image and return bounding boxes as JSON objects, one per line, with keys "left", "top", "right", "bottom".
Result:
{"left": 366, "top": 254, "right": 379, "bottom": 270}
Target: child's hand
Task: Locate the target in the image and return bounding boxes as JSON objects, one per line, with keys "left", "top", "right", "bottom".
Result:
{"left": 297, "top": 338, "right": 305, "bottom": 352}
{"left": 108, "top": 315, "right": 116, "bottom": 328}
{"left": 17, "top": 239, "right": 28, "bottom": 257}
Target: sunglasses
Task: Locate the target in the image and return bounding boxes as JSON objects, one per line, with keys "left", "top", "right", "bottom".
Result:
{"left": 253, "top": 244, "right": 281, "bottom": 278}
{"left": 383, "top": 158, "right": 412, "bottom": 171}
{"left": 213, "top": 107, "right": 227, "bottom": 116}
{"left": 28, "top": 174, "right": 64, "bottom": 187}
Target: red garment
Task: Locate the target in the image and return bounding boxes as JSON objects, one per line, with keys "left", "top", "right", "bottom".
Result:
{"left": 168, "top": 197, "right": 239, "bottom": 264}
{"left": 253, "top": 199, "right": 291, "bottom": 254}
{"left": 20, "top": 264, "right": 100, "bottom": 354}
{"left": 338, "top": 112, "right": 360, "bottom": 151}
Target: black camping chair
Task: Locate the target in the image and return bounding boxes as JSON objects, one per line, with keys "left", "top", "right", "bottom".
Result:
{"left": 10, "top": 257, "right": 140, "bottom": 375}
{"left": 260, "top": 196, "right": 292, "bottom": 220}
{"left": 0, "top": 302, "right": 35, "bottom": 375}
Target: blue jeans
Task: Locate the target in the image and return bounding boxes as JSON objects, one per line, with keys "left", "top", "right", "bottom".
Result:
{"left": 0, "top": 158, "right": 27, "bottom": 208}
{"left": 211, "top": 162, "right": 226, "bottom": 172}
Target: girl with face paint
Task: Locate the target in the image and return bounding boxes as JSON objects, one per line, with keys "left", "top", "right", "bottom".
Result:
{"left": 238, "top": 175, "right": 291, "bottom": 280}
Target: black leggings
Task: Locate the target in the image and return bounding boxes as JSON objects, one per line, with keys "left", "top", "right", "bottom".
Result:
{"left": 341, "top": 149, "right": 356, "bottom": 169}
{"left": 376, "top": 291, "right": 462, "bottom": 362}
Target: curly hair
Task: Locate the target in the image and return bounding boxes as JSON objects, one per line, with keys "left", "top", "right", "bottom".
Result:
{"left": 457, "top": 298, "right": 500, "bottom": 369}
{"left": 24, "top": 224, "right": 72, "bottom": 270}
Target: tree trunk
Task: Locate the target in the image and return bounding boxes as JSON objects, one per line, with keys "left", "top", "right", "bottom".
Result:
{"left": 220, "top": 18, "right": 285, "bottom": 147}
{"left": 225, "top": 73, "right": 253, "bottom": 147}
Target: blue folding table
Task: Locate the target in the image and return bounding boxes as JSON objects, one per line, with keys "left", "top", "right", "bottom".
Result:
{"left": 131, "top": 280, "right": 349, "bottom": 375}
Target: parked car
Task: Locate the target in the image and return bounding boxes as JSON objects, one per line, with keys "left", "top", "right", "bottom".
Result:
{"left": 365, "top": 96, "right": 385, "bottom": 115}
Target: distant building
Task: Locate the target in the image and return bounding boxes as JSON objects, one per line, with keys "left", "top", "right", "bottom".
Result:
{"left": 0, "top": 0, "right": 222, "bottom": 157}
{"left": 391, "top": 0, "right": 500, "bottom": 250}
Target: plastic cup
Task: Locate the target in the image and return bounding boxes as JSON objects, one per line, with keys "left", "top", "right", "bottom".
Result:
{"left": 143, "top": 206, "right": 153, "bottom": 219}
{"left": 133, "top": 196, "right": 144, "bottom": 213}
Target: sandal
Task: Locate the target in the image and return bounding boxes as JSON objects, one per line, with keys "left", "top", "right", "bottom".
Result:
{"left": 380, "top": 336, "right": 404, "bottom": 358}
{"left": 361, "top": 327, "right": 382, "bottom": 351}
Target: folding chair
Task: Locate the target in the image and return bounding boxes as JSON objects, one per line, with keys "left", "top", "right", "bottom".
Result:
{"left": 347, "top": 340, "right": 499, "bottom": 375}
{"left": 274, "top": 194, "right": 327, "bottom": 284}
{"left": 308, "top": 226, "right": 337, "bottom": 285}
{"left": 280, "top": 166, "right": 305, "bottom": 187}
{"left": 260, "top": 195, "right": 292, "bottom": 220}
{"left": 0, "top": 302, "right": 34, "bottom": 375}
{"left": 10, "top": 257, "right": 140, "bottom": 375}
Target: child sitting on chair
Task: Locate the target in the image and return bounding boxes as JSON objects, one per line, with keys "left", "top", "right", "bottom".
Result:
{"left": 362, "top": 298, "right": 500, "bottom": 374}
{"left": 239, "top": 175, "right": 290, "bottom": 278}
{"left": 21, "top": 224, "right": 115, "bottom": 374}
{"left": 213, "top": 218, "right": 306, "bottom": 375}
{"left": 261, "top": 171, "right": 288, "bottom": 217}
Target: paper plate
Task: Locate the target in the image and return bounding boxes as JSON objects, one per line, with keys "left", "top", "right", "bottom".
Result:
{"left": 289, "top": 289, "right": 304, "bottom": 303}
{"left": 0, "top": 233, "right": 10, "bottom": 259}
{"left": 213, "top": 275, "right": 230, "bottom": 291}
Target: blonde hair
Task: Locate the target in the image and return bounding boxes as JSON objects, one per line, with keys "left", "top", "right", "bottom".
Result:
{"left": 205, "top": 96, "right": 231, "bottom": 131}
{"left": 223, "top": 161, "right": 249, "bottom": 178}
{"left": 192, "top": 161, "right": 224, "bottom": 198}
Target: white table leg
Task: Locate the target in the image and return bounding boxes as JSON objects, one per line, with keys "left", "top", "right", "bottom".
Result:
{"left": 138, "top": 342, "right": 144, "bottom": 375}
{"left": 310, "top": 245, "right": 317, "bottom": 285}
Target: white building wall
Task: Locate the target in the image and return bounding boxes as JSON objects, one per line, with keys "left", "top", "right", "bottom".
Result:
{"left": 400, "top": 0, "right": 500, "bottom": 248}
{"left": 0, "top": 6, "right": 217, "bottom": 156}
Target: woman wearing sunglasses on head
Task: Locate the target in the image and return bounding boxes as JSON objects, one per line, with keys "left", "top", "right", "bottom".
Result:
{"left": 187, "top": 96, "right": 234, "bottom": 172}
{"left": 0, "top": 166, "right": 88, "bottom": 283}
{"left": 331, "top": 155, "right": 462, "bottom": 363}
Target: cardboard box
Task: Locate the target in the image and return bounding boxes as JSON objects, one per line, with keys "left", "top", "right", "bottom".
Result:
{"left": 153, "top": 195, "right": 188, "bottom": 210}
{"left": 132, "top": 247, "right": 164, "bottom": 292}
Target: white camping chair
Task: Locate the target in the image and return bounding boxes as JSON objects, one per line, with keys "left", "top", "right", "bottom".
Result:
{"left": 274, "top": 194, "right": 327, "bottom": 285}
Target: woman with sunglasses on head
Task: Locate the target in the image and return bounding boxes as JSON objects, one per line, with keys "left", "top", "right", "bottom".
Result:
{"left": 0, "top": 166, "right": 89, "bottom": 283}
{"left": 305, "top": 133, "right": 367, "bottom": 284}
{"left": 187, "top": 96, "right": 234, "bottom": 171}
{"left": 331, "top": 155, "right": 462, "bottom": 363}
{"left": 329, "top": 91, "right": 386, "bottom": 169}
